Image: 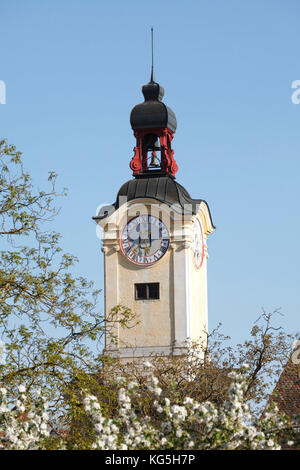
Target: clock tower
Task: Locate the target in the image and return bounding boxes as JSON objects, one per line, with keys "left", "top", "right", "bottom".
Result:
{"left": 94, "top": 73, "right": 215, "bottom": 360}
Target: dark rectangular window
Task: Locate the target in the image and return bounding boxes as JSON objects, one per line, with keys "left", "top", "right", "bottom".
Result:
{"left": 135, "top": 283, "right": 148, "bottom": 300}
{"left": 135, "top": 283, "right": 159, "bottom": 300}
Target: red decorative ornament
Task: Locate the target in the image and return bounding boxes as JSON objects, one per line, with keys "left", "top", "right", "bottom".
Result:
{"left": 129, "top": 127, "right": 178, "bottom": 177}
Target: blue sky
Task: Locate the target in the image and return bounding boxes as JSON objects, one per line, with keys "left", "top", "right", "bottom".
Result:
{"left": 0, "top": 0, "right": 299, "bottom": 345}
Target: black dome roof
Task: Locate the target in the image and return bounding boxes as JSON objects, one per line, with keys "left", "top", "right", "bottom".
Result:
{"left": 93, "top": 173, "right": 214, "bottom": 223}
{"left": 130, "top": 81, "right": 177, "bottom": 132}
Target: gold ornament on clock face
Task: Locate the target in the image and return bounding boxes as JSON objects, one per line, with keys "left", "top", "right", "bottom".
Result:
{"left": 192, "top": 217, "right": 204, "bottom": 269}
{"left": 121, "top": 215, "right": 169, "bottom": 265}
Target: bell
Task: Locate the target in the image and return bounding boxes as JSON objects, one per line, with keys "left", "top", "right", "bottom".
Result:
{"left": 149, "top": 150, "right": 160, "bottom": 168}
{"left": 153, "top": 139, "right": 160, "bottom": 150}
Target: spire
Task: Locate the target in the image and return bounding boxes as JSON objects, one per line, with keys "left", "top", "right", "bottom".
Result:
{"left": 150, "top": 27, "right": 154, "bottom": 83}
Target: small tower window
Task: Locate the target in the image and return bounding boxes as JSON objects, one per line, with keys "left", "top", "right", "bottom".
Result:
{"left": 135, "top": 283, "right": 159, "bottom": 300}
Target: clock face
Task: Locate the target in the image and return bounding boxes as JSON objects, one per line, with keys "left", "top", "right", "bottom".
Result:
{"left": 120, "top": 215, "right": 169, "bottom": 266}
{"left": 192, "top": 217, "right": 204, "bottom": 269}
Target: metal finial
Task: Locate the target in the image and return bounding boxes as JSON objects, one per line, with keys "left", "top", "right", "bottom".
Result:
{"left": 150, "top": 27, "right": 154, "bottom": 82}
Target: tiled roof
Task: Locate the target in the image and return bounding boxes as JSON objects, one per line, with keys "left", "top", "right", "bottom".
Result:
{"left": 265, "top": 361, "right": 300, "bottom": 422}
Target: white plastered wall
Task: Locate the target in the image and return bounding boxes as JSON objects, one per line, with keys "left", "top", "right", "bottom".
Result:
{"left": 98, "top": 198, "right": 214, "bottom": 358}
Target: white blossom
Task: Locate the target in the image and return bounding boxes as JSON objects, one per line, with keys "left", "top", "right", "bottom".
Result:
{"left": 142, "top": 360, "right": 153, "bottom": 369}
{"left": 0, "top": 367, "right": 293, "bottom": 450}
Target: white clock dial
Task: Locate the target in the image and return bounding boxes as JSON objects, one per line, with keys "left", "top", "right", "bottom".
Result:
{"left": 121, "top": 215, "right": 169, "bottom": 265}
{"left": 192, "top": 217, "right": 204, "bottom": 269}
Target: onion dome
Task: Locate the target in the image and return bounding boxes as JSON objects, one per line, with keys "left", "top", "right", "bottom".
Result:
{"left": 130, "top": 79, "right": 177, "bottom": 133}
